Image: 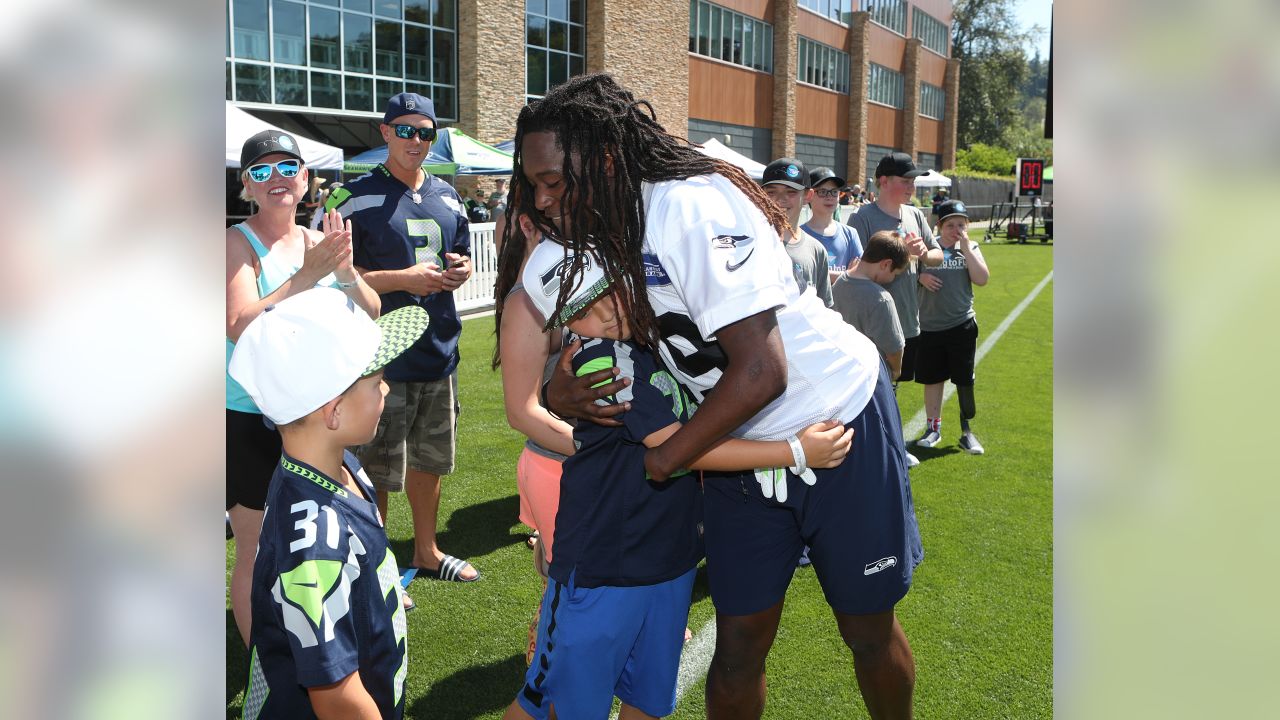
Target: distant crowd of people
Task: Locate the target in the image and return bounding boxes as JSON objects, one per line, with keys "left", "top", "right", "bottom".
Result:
{"left": 226, "top": 75, "right": 994, "bottom": 720}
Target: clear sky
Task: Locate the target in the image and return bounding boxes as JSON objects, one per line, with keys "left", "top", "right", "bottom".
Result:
{"left": 1017, "top": 0, "right": 1052, "bottom": 59}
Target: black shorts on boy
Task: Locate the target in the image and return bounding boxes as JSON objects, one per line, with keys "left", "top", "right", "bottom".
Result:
{"left": 914, "top": 317, "right": 978, "bottom": 386}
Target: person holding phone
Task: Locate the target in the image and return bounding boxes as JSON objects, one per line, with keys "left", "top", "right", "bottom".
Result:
{"left": 322, "top": 92, "right": 480, "bottom": 588}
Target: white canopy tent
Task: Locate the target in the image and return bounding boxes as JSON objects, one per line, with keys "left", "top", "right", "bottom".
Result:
{"left": 696, "top": 138, "right": 766, "bottom": 180}
{"left": 913, "top": 169, "right": 952, "bottom": 188}
{"left": 225, "top": 102, "right": 344, "bottom": 171}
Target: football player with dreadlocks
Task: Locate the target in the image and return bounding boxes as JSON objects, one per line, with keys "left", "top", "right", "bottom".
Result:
{"left": 502, "top": 74, "right": 923, "bottom": 720}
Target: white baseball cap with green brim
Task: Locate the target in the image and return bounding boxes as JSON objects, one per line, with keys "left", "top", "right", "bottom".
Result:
{"left": 229, "top": 287, "right": 429, "bottom": 425}
{"left": 522, "top": 239, "right": 611, "bottom": 331}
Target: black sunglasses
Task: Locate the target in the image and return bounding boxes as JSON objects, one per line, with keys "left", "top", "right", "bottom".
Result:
{"left": 392, "top": 124, "right": 437, "bottom": 142}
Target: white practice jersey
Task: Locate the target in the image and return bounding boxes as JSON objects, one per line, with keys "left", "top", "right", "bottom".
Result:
{"left": 640, "top": 174, "right": 881, "bottom": 440}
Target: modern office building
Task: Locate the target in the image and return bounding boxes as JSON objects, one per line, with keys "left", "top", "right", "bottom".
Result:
{"left": 226, "top": 0, "right": 957, "bottom": 187}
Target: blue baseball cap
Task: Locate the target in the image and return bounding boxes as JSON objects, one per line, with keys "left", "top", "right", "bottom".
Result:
{"left": 382, "top": 92, "right": 436, "bottom": 125}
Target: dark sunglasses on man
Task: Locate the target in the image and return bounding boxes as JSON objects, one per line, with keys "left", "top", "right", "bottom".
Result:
{"left": 392, "top": 124, "right": 437, "bottom": 142}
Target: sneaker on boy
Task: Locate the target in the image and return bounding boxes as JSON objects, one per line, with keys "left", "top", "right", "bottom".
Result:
{"left": 915, "top": 429, "right": 941, "bottom": 448}
{"left": 230, "top": 288, "right": 429, "bottom": 720}
{"left": 959, "top": 432, "right": 985, "bottom": 455}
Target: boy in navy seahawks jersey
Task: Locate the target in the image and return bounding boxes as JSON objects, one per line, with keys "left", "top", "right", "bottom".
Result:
{"left": 502, "top": 241, "right": 852, "bottom": 720}
{"left": 229, "top": 288, "right": 429, "bottom": 720}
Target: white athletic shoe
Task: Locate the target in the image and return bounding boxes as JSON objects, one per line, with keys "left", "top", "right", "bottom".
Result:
{"left": 905, "top": 451, "right": 921, "bottom": 468}
{"left": 959, "top": 432, "right": 985, "bottom": 455}
{"left": 916, "top": 430, "right": 942, "bottom": 448}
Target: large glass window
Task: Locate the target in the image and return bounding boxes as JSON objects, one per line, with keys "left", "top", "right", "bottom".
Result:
{"left": 869, "top": 63, "right": 904, "bottom": 108}
{"left": 375, "top": 20, "right": 402, "bottom": 76}
{"left": 345, "top": 75, "right": 373, "bottom": 112}
{"left": 912, "top": 8, "right": 949, "bottom": 56}
{"left": 798, "top": 37, "right": 849, "bottom": 94}
{"left": 311, "top": 71, "right": 342, "bottom": 108}
{"left": 799, "top": 0, "right": 852, "bottom": 25}
{"left": 275, "top": 67, "right": 307, "bottom": 105}
{"left": 236, "top": 62, "right": 270, "bottom": 102}
{"left": 689, "top": 1, "right": 772, "bottom": 73}
{"left": 344, "top": 14, "right": 373, "bottom": 74}
{"left": 272, "top": 0, "right": 306, "bottom": 66}
{"left": 227, "top": 0, "right": 457, "bottom": 119}
{"left": 866, "top": 0, "right": 907, "bottom": 36}
{"left": 309, "top": 7, "right": 341, "bottom": 70}
{"left": 404, "top": 24, "right": 430, "bottom": 81}
{"left": 526, "top": 0, "right": 586, "bottom": 103}
{"left": 919, "top": 82, "right": 945, "bottom": 120}
{"left": 232, "top": 0, "right": 269, "bottom": 61}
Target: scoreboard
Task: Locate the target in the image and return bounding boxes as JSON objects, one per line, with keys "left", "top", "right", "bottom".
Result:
{"left": 1016, "top": 158, "right": 1045, "bottom": 197}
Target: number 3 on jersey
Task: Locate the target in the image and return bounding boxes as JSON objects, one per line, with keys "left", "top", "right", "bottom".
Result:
{"left": 407, "top": 218, "right": 443, "bottom": 268}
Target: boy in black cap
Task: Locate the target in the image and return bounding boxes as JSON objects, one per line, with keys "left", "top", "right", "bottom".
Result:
{"left": 802, "top": 166, "right": 863, "bottom": 284}
{"left": 762, "top": 157, "right": 833, "bottom": 308}
{"left": 847, "top": 152, "right": 943, "bottom": 468}
{"left": 914, "top": 200, "right": 990, "bottom": 455}
{"left": 323, "top": 91, "right": 481, "bottom": 586}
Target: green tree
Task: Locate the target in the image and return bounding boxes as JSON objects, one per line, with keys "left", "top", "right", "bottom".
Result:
{"left": 955, "top": 142, "right": 1016, "bottom": 176}
{"left": 951, "top": 0, "right": 1037, "bottom": 150}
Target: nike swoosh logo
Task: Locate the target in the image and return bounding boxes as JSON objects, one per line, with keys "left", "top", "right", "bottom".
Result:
{"left": 290, "top": 581, "right": 320, "bottom": 588}
{"left": 725, "top": 248, "right": 754, "bottom": 272}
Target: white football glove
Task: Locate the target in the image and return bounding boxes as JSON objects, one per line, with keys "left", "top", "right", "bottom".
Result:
{"left": 754, "top": 467, "right": 818, "bottom": 503}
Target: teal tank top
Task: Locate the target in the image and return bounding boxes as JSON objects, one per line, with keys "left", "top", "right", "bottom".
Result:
{"left": 225, "top": 223, "right": 333, "bottom": 413}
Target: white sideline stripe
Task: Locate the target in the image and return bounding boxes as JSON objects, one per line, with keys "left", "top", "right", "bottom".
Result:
{"left": 903, "top": 270, "right": 1054, "bottom": 439}
{"left": 658, "top": 269, "right": 1053, "bottom": 716}
{"left": 608, "top": 617, "right": 717, "bottom": 720}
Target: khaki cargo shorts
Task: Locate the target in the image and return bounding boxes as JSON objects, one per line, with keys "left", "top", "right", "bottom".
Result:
{"left": 356, "top": 373, "right": 459, "bottom": 492}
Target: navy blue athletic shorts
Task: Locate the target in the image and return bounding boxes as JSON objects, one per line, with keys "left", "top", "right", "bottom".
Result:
{"left": 702, "top": 360, "right": 923, "bottom": 617}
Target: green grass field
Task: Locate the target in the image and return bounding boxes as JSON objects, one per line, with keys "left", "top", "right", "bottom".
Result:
{"left": 227, "top": 231, "right": 1053, "bottom": 719}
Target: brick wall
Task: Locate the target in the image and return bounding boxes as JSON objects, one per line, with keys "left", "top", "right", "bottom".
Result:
{"left": 846, "top": 11, "right": 871, "bottom": 190}
{"left": 771, "top": 0, "right": 797, "bottom": 159}
{"left": 586, "top": 1, "right": 690, "bottom": 136}
{"left": 901, "top": 37, "right": 922, "bottom": 161}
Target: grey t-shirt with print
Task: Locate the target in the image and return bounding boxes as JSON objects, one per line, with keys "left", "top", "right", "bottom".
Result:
{"left": 784, "top": 232, "right": 834, "bottom": 308}
{"left": 917, "top": 244, "right": 981, "bottom": 332}
{"left": 832, "top": 274, "right": 905, "bottom": 358}
{"left": 846, "top": 202, "right": 938, "bottom": 338}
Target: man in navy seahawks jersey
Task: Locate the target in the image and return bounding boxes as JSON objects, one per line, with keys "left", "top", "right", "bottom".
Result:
{"left": 324, "top": 93, "right": 481, "bottom": 584}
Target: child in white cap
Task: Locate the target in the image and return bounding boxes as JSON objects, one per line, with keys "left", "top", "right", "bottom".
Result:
{"left": 229, "top": 287, "right": 428, "bottom": 720}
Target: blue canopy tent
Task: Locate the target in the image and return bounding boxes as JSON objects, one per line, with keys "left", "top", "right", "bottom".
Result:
{"left": 344, "top": 128, "right": 513, "bottom": 176}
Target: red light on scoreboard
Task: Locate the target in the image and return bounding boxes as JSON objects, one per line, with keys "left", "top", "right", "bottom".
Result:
{"left": 1017, "top": 158, "right": 1044, "bottom": 197}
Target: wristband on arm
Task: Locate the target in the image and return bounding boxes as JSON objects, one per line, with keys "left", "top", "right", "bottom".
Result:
{"left": 786, "top": 434, "right": 808, "bottom": 476}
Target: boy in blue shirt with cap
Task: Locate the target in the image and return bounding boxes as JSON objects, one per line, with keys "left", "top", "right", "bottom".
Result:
{"left": 502, "top": 241, "right": 852, "bottom": 720}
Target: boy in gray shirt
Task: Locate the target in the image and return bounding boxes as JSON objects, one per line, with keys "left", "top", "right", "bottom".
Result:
{"left": 832, "top": 230, "right": 909, "bottom": 380}
{"left": 913, "top": 200, "right": 991, "bottom": 455}
{"left": 762, "top": 157, "right": 833, "bottom": 307}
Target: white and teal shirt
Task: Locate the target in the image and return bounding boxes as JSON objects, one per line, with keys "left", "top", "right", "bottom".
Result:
{"left": 241, "top": 451, "right": 407, "bottom": 720}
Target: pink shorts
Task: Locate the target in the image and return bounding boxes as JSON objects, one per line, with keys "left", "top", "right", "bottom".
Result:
{"left": 517, "top": 447, "right": 563, "bottom": 563}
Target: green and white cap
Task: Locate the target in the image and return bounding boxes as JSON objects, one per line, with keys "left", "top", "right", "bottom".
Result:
{"left": 229, "top": 287, "right": 429, "bottom": 424}
{"left": 522, "top": 239, "right": 611, "bottom": 330}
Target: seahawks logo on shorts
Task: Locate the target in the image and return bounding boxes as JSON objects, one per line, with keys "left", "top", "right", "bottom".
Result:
{"left": 864, "top": 556, "right": 898, "bottom": 575}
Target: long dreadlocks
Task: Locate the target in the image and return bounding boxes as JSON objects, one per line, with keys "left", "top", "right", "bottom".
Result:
{"left": 503, "top": 73, "right": 790, "bottom": 351}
